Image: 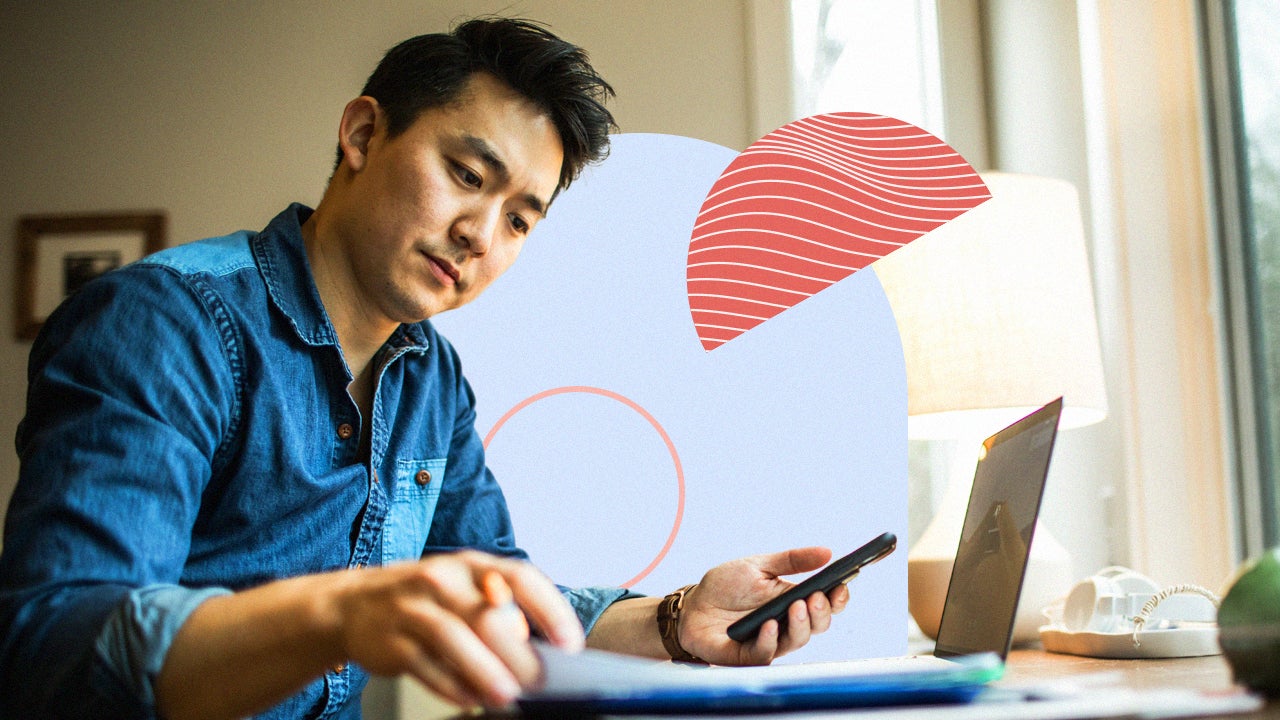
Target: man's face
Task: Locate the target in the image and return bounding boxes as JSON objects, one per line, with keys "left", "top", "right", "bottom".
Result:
{"left": 336, "top": 73, "right": 564, "bottom": 324}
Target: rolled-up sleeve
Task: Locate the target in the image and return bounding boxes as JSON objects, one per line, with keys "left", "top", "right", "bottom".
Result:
{"left": 0, "top": 266, "right": 236, "bottom": 717}
{"left": 92, "top": 585, "right": 232, "bottom": 708}
{"left": 559, "top": 586, "right": 644, "bottom": 635}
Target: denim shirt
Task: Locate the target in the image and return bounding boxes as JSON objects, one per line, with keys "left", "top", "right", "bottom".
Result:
{"left": 0, "top": 204, "right": 631, "bottom": 719}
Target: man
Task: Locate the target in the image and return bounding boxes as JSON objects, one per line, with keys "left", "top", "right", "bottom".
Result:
{"left": 0, "top": 18, "right": 848, "bottom": 719}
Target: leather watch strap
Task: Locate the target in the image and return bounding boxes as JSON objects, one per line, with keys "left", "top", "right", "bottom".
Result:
{"left": 657, "top": 584, "right": 709, "bottom": 664}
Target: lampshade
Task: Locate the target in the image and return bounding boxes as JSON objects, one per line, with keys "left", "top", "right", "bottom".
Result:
{"left": 874, "top": 172, "right": 1108, "bottom": 643}
{"left": 875, "top": 172, "right": 1108, "bottom": 440}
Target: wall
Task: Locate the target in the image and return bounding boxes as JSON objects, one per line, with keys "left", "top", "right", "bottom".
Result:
{"left": 0, "top": 0, "right": 760, "bottom": 517}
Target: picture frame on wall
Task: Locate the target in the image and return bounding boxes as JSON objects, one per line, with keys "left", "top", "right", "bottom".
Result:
{"left": 14, "top": 212, "right": 166, "bottom": 340}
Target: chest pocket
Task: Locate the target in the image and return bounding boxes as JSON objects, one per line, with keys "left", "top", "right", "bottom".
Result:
{"left": 381, "top": 458, "right": 446, "bottom": 565}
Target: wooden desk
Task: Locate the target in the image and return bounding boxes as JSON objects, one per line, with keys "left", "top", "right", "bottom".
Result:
{"left": 1000, "top": 649, "right": 1275, "bottom": 719}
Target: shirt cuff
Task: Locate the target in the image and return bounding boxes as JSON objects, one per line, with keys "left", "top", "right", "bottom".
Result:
{"left": 561, "top": 586, "right": 645, "bottom": 635}
{"left": 92, "top": 584, "right": 233, "bottom": 708}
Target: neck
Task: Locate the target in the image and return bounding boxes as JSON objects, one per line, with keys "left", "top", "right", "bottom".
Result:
{"left": 300, "top": 208, "right": 396, "bottom": 379}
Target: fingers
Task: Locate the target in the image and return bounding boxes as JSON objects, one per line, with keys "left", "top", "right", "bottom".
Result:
{"left": 409, "top": 602, "right": 525, "bottom": 708}
{"left": 740, "top": 618, "right": 781, "bottom": 665}
{"left": 497, "top": 560, "right": 584, "bottom": 651}
{"left": 397, "top": 639, "right": 483, "bottom": 708}
{"left": 762, "top": 585, "right": 848, "bottom": 661}
{"left": 805, "top": 591, "right": 833, "bottom": 635}
{"left": 775, "top": 598, "right": 813, "bottom": 657}
{"left": 439, "top": 556, "right": 578, "bottom": 701}
{"left": 406, "top": 560, "right": 554, "bottom": 707}
{"left": 827, "top": 582, "right": 851, "bottom": 614}
{"left": 428, "top": 552, "right": 581, "bottom": 651}
{"left": 474, "top": 605, "right": 539, "bottom": 687}
{"left": 473, "top": 572, "right": 540, "bottom": 689}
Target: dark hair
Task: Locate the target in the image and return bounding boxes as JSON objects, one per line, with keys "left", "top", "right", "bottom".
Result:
{"left": 340, "top": 17, "right": 616, "bottom": 191}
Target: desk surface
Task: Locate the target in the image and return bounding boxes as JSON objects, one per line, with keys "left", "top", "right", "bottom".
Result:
{"left": 1000, "top": 649, "right": 1274, "bottom": 719}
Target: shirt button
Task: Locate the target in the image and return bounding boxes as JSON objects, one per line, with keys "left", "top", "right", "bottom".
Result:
{"left": 415, "top": 470, "right": 432, "bottom": 486}
{"left": 332, "top": 663, "right": 346, "bottom": 674}
{"left": 337, "top": 423, "right": 354, "bottom": 440}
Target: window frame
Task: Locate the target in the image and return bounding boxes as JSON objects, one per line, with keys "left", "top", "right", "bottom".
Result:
{"left": 1200, "top": 0, "right": 1279, "bottom": 556}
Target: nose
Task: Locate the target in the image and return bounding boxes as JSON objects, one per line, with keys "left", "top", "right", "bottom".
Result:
{"left": 453, "top": 202, "right": 502, "bottom": 257}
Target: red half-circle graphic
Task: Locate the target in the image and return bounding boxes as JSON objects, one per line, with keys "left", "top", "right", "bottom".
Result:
{"left": 687, "top": 113, "right": 990, "bottom": 351}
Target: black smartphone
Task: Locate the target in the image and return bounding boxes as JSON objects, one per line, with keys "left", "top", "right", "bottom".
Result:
{"left": 725, "top": 532, "right": 897, "bottom": 643}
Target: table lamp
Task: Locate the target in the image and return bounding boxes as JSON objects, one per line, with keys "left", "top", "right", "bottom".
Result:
{"left": 873, "top": 172, "right": 1108, "bottom": 643}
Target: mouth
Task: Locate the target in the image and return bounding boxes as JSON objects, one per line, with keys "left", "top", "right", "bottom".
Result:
{"left": 424, "top": 252, "right": 460, "bottom": 287}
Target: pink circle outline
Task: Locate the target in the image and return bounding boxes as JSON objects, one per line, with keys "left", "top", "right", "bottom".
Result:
{"left": 483, "top": 386, "right": 684, "bottom": 588}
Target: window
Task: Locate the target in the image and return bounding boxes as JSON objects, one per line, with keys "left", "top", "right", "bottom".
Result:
{"left": 790, "top": 0, "right": 944, "bottom": 137}
{"left": 1204, "top": 0, "right": 1280, "bottom": 553}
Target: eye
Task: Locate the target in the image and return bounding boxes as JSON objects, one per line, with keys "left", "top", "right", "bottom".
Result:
{"left": 509, "top": 213, "right": 531, "bottom": 235}
{"left": 453, "top": 162, "right": 482, "bottom": 188}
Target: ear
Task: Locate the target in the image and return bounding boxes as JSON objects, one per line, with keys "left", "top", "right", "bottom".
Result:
{"left": 337, "top": 96, "right": 380, "bottom": 173}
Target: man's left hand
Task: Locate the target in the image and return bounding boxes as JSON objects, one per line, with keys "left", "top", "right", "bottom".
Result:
{"left": 678, "top": 547, "right": 850, "bottom": 665}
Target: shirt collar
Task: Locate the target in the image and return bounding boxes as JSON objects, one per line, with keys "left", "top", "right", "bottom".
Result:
{"left": 252, "top": 204, "right": 336, "bottom": 347}
{"left": 251, "top": 203, "right": 430, "bottom": 351}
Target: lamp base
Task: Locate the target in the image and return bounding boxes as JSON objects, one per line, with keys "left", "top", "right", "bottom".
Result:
{"left": 906, "top": 556, "right": 952, "bottom": 640}
{"left": 908, "top": 519, "right": 1073, "bottom": 644}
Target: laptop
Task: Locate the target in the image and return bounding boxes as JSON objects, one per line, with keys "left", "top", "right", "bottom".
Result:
{"left": 520, "top": 398, "right": 1064, "bottom": 715}
{"left": 933, "top": 396, "right": 1063, "bottom": 660}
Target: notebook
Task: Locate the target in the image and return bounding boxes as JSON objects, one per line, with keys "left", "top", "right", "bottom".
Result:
{"left": 519, "top": 398, "right": 1065, "bottom": 716}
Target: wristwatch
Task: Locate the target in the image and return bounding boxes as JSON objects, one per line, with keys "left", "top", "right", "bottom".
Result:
{"left": 657, "top": 584, "right": 709, "bottom": 664}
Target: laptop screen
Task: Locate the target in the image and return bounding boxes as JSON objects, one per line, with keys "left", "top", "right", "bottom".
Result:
{"left": 932, "top": 398, "right": 1063, "bottom": 660}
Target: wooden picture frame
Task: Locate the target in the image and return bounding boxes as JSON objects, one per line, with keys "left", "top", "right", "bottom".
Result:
{"left": 14, "top": 212, "right": 167, "bottom": 340}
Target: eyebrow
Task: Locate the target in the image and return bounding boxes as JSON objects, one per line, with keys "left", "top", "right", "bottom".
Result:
{"left": 462, "top": 134, "right": 549, "bottom": 218}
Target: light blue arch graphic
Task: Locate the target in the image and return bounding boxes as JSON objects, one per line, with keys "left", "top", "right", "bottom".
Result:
{"left": 432, "top": 133, "right": 907, "bottom": 663}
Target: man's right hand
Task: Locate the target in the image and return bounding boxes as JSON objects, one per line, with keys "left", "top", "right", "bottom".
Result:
{"left": 329, "top": 551, "right": 583, "bottom": 707}
{"left": 156, "top": 552, "right": 583, "bottom": 720}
